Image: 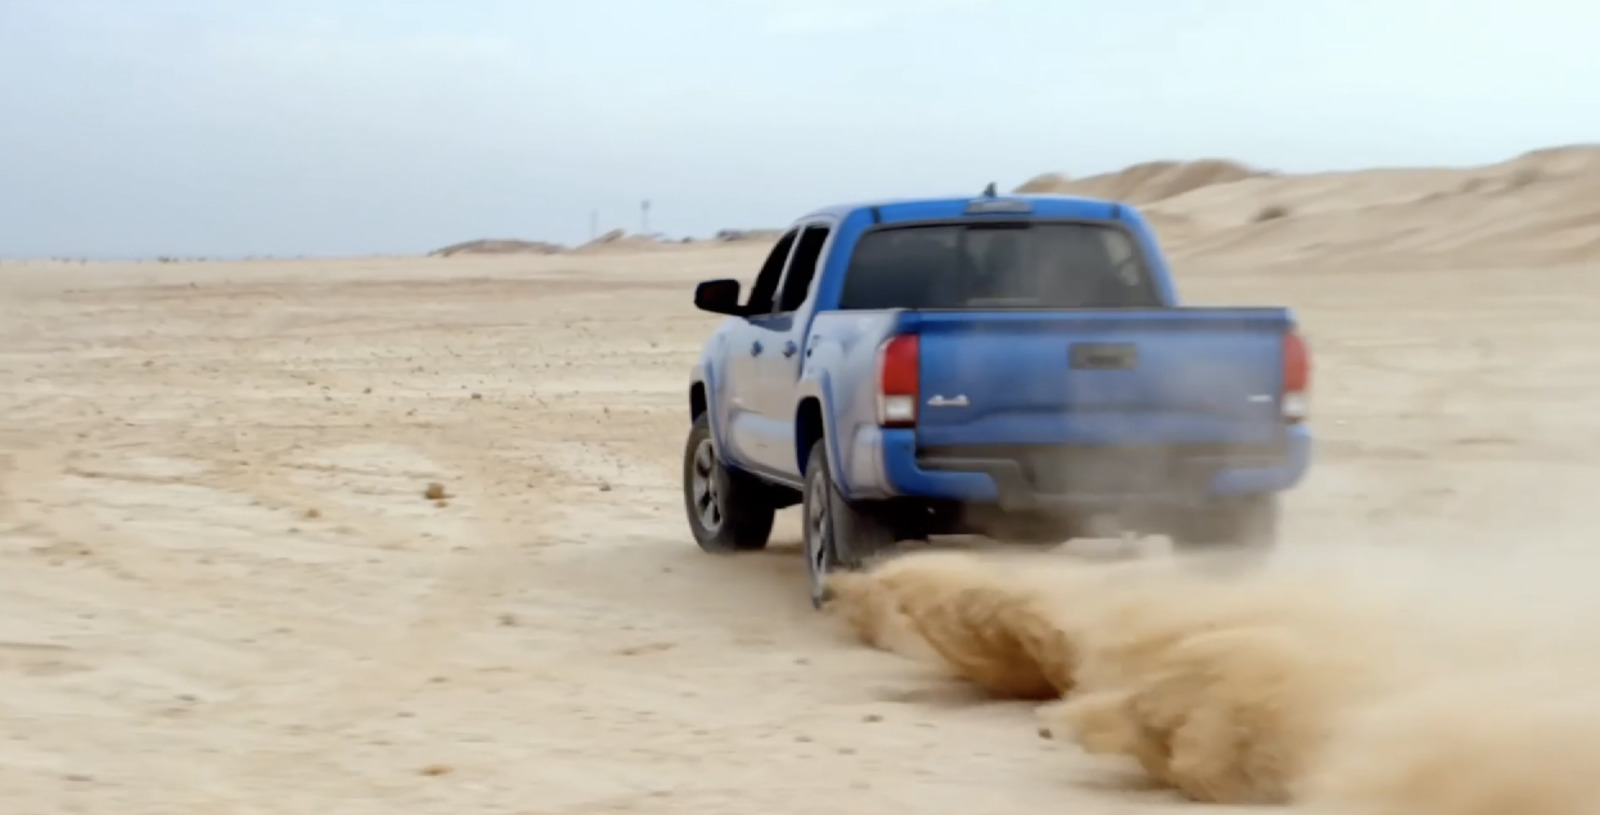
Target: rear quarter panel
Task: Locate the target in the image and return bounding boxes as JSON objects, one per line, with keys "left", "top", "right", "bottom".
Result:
{"left": 795, "top": 310, "right": 906, "bottom": 499}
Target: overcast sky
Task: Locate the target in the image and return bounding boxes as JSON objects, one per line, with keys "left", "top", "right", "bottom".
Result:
{"left": 1, "top": 0, "right": 1596, "bottom": 259}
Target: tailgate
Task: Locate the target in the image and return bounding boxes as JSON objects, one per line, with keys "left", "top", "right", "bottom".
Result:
{"left": 909, "top": 308, "right": 1292, "bottom": 448}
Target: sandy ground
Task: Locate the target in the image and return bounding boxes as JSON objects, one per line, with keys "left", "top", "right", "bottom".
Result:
{"left": 3, "top": 154, "right": 1600, "bottom": 813}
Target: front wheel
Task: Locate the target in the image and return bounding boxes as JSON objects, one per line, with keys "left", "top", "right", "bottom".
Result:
{"left": 802, "top": 440, "right": 896, "bottom": 609}
{"left": 683, "top": 414, "right": 775, "bottom": 553}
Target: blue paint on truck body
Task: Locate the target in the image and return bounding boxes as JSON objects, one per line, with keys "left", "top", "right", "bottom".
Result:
{"left": 688, "top": 192, "right": 1311, "bottom": 521}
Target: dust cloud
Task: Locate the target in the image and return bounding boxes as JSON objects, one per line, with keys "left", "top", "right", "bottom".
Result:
{"left": 821, "top": 540, "right": 1600, "bottom": 813}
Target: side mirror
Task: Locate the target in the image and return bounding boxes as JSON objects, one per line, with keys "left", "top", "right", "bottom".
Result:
{"left": 693, "top": 278, "right": 744, "bottom": 316}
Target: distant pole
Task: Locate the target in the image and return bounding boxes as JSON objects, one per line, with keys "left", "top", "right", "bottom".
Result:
{"left": 590, "top": 210, "right": 598, "bottom": 241}
{"left": 640, "top": 199, "right": 651, "bottom": 235}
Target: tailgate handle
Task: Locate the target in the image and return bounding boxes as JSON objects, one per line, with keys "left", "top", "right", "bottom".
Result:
{"left": 1069, "top": 342, "right": 1138, "bottom": 370}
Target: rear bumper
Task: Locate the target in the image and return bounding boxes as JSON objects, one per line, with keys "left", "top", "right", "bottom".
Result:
{"left": 876, "top": 425, "right": 1312, "bottom": 510}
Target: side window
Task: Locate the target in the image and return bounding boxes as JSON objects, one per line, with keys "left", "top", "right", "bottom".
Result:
{"left": 775, "top": 224, "right": 831, "bottom": 313}
{"left": 744, "top": 230, "right": 797, "bottom": 315}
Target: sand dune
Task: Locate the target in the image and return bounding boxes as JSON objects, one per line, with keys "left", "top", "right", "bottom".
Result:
{"left": 429, "top": 238, "right": 567, "bottom": 257}
{"left": 1016, "top": 158, "right": 1266, "bottom": 205}
{"left": 1022, "top": 145, "right": 1600, "bottom": 268}
{"left": 2, "top": 145, "right": 1600, "bottom": 813}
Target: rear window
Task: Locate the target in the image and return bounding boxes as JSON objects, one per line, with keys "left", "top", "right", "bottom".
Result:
{"left": 837, "top": 221, "right": 1162, "bottom": 311}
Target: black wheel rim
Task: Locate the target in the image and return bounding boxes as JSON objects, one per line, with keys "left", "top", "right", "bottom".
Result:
{"left": 805, "top": 469, "right": 834, "bottom": 605}
{"left": 690, "top": 438, "right": 722, "bottom": 534}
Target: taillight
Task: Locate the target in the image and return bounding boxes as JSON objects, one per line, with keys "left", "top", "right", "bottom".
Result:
{"left": 876, "top": 334, "right": 919, "bottom": 428}
{"left": 1282, "top": 330, "right": 1310, "bottom": 423}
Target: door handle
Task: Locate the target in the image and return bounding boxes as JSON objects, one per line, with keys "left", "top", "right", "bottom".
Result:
{"left": 782, "top": 341, "right": 798, "bottom": 358}
{"left": 750, "top": 340, "right": 763, "bottom": 356}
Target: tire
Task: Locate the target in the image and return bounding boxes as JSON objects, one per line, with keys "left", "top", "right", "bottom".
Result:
{"left": 683, "top": 413, "right": 775, "bottom": 553}
{"left": 802, "top": 439, "right": 896, "bottom": 609}
{"left": 1170, "top": 495, "right": 1280, "bottom": 553}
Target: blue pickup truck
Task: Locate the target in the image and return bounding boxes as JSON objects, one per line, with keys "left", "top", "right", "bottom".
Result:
{"left": 682, "top": 188, "right": 1312, "bottom": 606}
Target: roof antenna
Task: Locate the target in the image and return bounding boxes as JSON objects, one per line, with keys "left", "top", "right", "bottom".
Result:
{"left": 981, "top": 181, "right": 997, "bottom": 197}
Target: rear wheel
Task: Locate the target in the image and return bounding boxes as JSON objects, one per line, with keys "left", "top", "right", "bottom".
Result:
{"left": 802, "top": 440, "right": 896, "bottom": 608}
{"left": 683, "top": 414, "right": 775, "bottom": 553}
{"left": 1170, "top": 495, "right": 1280, "bottom": 554}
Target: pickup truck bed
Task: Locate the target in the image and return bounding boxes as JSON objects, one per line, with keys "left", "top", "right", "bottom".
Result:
{"left": 681, "top": 190, "right": 1312, "bottom": 606}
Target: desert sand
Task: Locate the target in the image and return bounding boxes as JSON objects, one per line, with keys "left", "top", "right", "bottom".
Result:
{"left": 3, "top": 146, "right": 1600, "bottom": 813}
